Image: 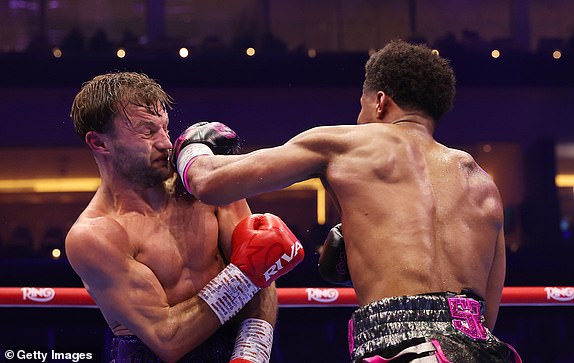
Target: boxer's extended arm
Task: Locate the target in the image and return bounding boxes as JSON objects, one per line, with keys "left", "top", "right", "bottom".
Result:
{"left": 484, "top": 227, "right": 506, "bottom": 331}
{"left": 66, "top": 221, "right": 220, "bottom": 363}
{"left": 186, "top": 127, "right": 343, "bottom": 205}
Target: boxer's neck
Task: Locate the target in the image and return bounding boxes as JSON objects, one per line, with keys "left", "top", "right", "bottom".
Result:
{"left": 99, "top": 177, "right": 170, "bottom": 214}
{"left": 391, "top": 114, "right": 434, "bottom": 134}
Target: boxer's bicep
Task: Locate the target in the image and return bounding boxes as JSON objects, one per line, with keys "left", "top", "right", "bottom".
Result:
{"left": 216, "top": 199, "right": 252, "bottom": 260}
{"left": 67, "top": 226, "right": 170, "bottom": 334}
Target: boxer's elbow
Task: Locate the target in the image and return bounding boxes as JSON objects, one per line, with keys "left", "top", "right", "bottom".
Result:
{"left": 150, "top": 324, "right": 187, "bottom": 362}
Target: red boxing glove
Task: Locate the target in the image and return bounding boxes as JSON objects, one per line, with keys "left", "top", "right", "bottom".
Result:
{"left": 231, "top": 213, "right": 305, "bottom": 288}
{"left": 198, "top": 213, "right": 304, "bottom": 325}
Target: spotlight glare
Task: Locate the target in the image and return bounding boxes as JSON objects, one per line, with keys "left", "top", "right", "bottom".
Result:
{"left": 552, "top": 50, "right": 562, "bottom": 60}
{"left": 491, "top": 49, "right": 501, "bottom": 59}
{"left": 52, "top": 47, "right": 62, "bottom": 58}
{"left": 116, "top": 48, "right": 126, "bottom": 58}
{"left": 431, "top": 49, "right": 440, "bottom": 56}
{"left": 246, "top": 47, "right": 256, "bottom": 56}
{"left": 51, "top": 248, "right": 61, "bottom": 259}
{"left": 179, "top": 47, "right": 189, "bottom": 58}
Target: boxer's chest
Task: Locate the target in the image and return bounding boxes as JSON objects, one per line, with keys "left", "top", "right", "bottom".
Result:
{"left": 120, "top": 204, "right": 225, "bottom": 301}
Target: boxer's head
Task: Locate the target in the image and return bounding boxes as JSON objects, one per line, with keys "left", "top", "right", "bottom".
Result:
{"left": 70, "top": 72, "right": 173, "bottom": 140}
{"left": 362, "top": 40, "right": 455, "bottom": 124}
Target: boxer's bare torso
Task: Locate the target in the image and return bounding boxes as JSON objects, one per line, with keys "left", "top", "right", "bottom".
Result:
{"left": 187, "top": 117, "right": 505, "bottom": 329}
{"left": 319, "top": 121, "right": 505, "bottom": 327}
{"left": 68, "top": 180, "right": 250, "bottom": 325}
{"left": 72, "top": 190, "right": 225, "bottom": 334}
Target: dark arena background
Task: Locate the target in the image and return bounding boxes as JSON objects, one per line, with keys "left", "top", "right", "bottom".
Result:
{"left": 1, "top": 1, "right": 574, "bottom": 362}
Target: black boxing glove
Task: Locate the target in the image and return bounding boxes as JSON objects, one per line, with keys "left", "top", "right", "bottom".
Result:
{"left": 172, "top": 121, "right": 240, "bottom": 160}
{"left": 318, "top": 223, "right": 352, "bottom": 286}
{"left": 172, "top": 121, "right": 239, "bottom": 192}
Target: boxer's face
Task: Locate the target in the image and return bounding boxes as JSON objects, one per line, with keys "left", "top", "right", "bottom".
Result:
{"left": 108, "top": 102, "right": 173, "bottom": 186}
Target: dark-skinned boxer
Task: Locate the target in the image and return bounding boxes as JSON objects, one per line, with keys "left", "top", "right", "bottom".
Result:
{"left": 173, "top": 41, "right": 522, "bottom": 362}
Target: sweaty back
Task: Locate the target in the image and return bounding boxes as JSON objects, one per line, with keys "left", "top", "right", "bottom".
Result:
{"left": 325, "top": 123, "right": 503, "bottom": 306}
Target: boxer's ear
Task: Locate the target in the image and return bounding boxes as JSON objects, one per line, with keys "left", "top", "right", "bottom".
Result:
{"left": 376, "top": 91, "right": 388, "bottom": 118}
{"left": 85, "top": 131, "right": 110, "bottom": 155}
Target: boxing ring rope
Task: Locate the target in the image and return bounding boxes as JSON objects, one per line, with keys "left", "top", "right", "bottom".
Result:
{"left": 0, "top": 286, "right": 572, "bottom": 308}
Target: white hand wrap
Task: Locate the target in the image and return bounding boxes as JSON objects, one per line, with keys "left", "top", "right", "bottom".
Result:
{"left": 198, "top": 264, "right": 260, "bottom": 325}
{"left": 230, "top": 318, "right": 274, "bottom": 363}
{"left": 175, "top": 143, "right": 214, "bottom": 193}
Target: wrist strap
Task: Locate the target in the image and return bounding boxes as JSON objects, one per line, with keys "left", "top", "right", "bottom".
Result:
{"left": 230, "top": 318, "right": 274, "bottom": 363}
{"left": 198, "top": 264, "right": 260, "bottom": 325}
{"left": 175, "top": 143, "right": 214, "bottom": 193}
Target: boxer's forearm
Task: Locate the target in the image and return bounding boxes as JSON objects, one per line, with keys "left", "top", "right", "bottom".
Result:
{"left": 238, "top": 284, "right": 278, "bottom": 327}
{"left": 148, "top": 298, "right": 222, "bottom": 362}
{"left": 186, "top": 154, "right": 252, "bottom": 204}
{"left": 188, "top": 150, "right": 304, "bottom": 205}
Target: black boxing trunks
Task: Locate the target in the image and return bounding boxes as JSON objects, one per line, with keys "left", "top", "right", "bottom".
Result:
{"left": 110, "top": 322, "right": 237, "bottom": 363}
{"left": 348, "top": 290, "right": 522, "bottom": 363}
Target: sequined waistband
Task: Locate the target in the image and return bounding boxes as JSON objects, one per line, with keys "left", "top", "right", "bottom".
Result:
{"left": 349, "top": 292, "right": 487, "bottom": 360}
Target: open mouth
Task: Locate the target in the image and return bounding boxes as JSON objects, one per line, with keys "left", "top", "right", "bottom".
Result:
{"left": 154, "top": 158, "right": 170, "bottom": 166}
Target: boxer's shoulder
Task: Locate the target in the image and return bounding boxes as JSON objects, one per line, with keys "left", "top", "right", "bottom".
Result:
{"left": 66, "top": 204, "right": 135, "bottom": 270}
{"left": 287, "top": 125, "right": 361, "bottom": 154}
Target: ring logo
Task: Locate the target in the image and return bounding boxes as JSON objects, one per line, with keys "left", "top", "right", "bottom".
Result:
{"left": 544, "top": 287, "right": 574, "bottom": 301}
{"left": 21, "top": 287, "right": 56, "bottom": 302}
{"left": 306, "top": 288, "right": 339, "bottom": 303}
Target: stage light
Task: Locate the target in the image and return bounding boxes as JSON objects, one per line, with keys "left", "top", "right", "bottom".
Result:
{"left": 0, "top": 177, "right": 101, "bottom": 193}
{"left": 52, "top": 48, "right": 62, "bottom": 58}
{"left": 491, "top": 49, "right": 501, "bottom": 59}
{"left": 307, "top": 48, "right": 317, "bottom": 58}
{"left": 552, "top": 50, "right": 562, "bottom": 60}
{"left": 51, "top": 248, "right": 62, "bottom": 260}
{"left": 116, "top": 48, "right": 126, "bottom": 58}
{"left": 285, "top": 178, "right": 326, "bottom": 225}
{"left": 0, "top": 177, "right": 326, "bottom": 224}
{"left": 179, "top": 47, "right": 189, "bottom": 58}
{"left": 556, "top": 174, "right": 574, "bottom": 187}
{"left": 246, "top": 47, "right": 256, "bottom": 56}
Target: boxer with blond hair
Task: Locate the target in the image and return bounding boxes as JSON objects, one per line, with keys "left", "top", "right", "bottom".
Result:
{"left": 67, "top": 72, "right": 303, "bottom": 363}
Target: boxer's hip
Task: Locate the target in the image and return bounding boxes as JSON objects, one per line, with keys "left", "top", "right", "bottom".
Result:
{"left": 348, "top": 290, "right": 518, "bottom": 362}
